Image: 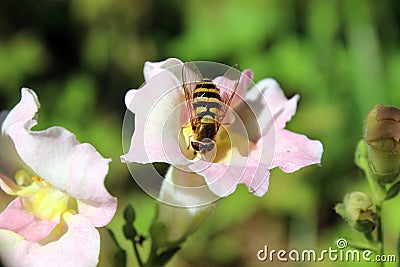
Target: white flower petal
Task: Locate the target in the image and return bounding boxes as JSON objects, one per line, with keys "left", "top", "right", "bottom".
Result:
{"left": 156, "top": 166, "right": 216, "bottom": 242}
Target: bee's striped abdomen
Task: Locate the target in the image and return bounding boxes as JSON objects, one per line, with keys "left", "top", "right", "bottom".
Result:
{"left": 192, "top": 79, "right": 221, "bottom": 120}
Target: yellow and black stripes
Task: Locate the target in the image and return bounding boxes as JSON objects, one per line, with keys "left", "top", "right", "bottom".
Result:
{"left": 192, "top": 79, "right": 222, "bottom": 120}
{"left": 193, "top": 91, "right": 221, "bottom": 100}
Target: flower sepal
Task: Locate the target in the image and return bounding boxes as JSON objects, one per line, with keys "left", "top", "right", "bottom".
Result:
{"left": 149, "top": 218, "right": 169, "bottom": 248}
{"left": 385, "top": 180, "right": 400, "bottom": 200}
{"left": 146, "top": 216, "right": 184, "bottom": 267}
{"left": 355, "top": 140, "right": 387, "bottom": 203}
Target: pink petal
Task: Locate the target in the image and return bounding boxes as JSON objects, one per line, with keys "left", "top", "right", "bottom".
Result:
{"left": 212, "top": 69, "right": 254, "bottom": 124}
{"left": 238, "top": 79, "right": 299, "bottom": 141}
{"left": 233, "top": 80, "right": 273, "bottom": 141}
{"left": 263, "top": 79, "right": 299, "bottom": 130}
{"left": 1, "top": 88, "right": 39, "bottom": 134}
{"left": 76, "top": 199, "right": 117, "bottom": 227}
{"left": 143, "top": 58, "right": 183, "bottom": 81}
{"left": 0, "top": 213, "right": 100, "bottom": 267}
{"left": 0, "top": 89, "right": 37, "bottom": 178}
{"left": 249, "top": 123, "right": 276, "bottom": 168}
{"left": 214, "top": 69, "right": 253, "bottom": 107}
{"left": 241, "top": 165, "right": 271, "bottom": 197}
{"left": 124, "top": 89, "right": 137, "bottom": 110}
{"left": 5, "top": 102, "right": 116, "bottom": 228}
{"left": 190, "top": 155, "right": 270, "bottom": 197}
{"left": 121, "top": 70, "right": 191, "bottom": 166}
{"left": 0, "top": 198, "right": 58, "bottom": 243}
{"left": 235, "top": 69, "right": 254, "bottom": 105}
{"left": 271, "top": 129, "right": 323, "bottom": 173}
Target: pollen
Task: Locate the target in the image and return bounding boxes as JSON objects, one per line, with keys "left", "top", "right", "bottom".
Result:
{"left": 32, "top": 176, "right": 45, "bottom": 182}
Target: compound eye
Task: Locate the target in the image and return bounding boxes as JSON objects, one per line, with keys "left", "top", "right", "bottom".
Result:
{"left": 200, "top": 139, "right": 215, "bottom": 153}
{"left": 204, "top": 142, "right": 215, "bottom": 152}
{"left": 201, "top": 138, "right": 213, "bottom": 144}
{"left": 206, "top": 142, "right": 215, "bottom": 151}
{"left": 191, "top": 141, "right": 200, "bottom": 151}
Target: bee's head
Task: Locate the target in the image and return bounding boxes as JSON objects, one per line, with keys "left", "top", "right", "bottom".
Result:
{"left": 191, "top": 138, "right": 215, "bottom": 154}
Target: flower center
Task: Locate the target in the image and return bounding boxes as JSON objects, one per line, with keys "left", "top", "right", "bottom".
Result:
{"left": 14, "top": 170, "right": 75, "bottom": 221}
{"left": 179, "top": 123, "right": 251, "bottom": 163}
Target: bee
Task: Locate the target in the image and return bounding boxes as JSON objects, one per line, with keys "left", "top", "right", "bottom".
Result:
{"left": 182, "top": 61, "right": 241, "bottom": 156}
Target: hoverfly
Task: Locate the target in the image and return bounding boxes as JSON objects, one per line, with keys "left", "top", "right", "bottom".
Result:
{"left": 182, "top": 61, "right": 241, "bottom": 156}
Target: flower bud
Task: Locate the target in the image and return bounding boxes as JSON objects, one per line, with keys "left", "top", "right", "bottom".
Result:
{"left": 123, "top": 223, "right": 137, "bottom": 239}
{"left": 365, "top": 104, "right": 400, "bottom": 184}
{"left": 335, "top": 191, "right": 377, "bottom": 233}
{"left": 123, "top": 204, "right": 136, "bottom": 224}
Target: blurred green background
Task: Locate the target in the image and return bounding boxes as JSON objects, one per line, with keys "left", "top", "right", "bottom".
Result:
{"left": 1, "top": 0, "right": 400, "bottom": 266}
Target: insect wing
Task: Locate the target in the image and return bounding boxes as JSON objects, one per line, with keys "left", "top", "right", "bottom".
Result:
{"left": 182, "top": 61, "right": 203, "bottom": 123}
{"left": 217, "top": 64, "right": 241, "bottom": 123}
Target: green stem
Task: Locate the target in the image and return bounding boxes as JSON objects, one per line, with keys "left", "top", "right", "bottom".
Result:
{"left": 131, "top": 238, "right": 144, "bottom": 267}
{"left": 143, "top": 240, "right": 157, "bottom": 267}
{"left": 364, "top": 159, "right": 386, "bottom": 204}
{"left": 397, "top": 232, "right": 400, "bottom": 267}
{"left": 349, "top": 238, "right": 379, "bottom": 252}
{"left": 376, "top": 204, "right": 384, "bottom": 267}
{"left": 362, "top": 156, "right": 385, "bottom": 266}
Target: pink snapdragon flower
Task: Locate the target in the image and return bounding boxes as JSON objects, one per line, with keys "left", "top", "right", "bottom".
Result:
{"left": 121, "top": 58, "right": 323, "bottom": 199}
{"left": 0, "top": 88, "right": 117, "bottom": 267}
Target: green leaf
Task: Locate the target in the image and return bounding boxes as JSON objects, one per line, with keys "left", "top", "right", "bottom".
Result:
{"left": 355, "top": 140, "right": 368, "bottom": 170}
{"left": 114, "top": 249, "right": 127, "bottom": 267}
{"left": 385, "top": 180, "right": 400, "bottom": 200}
{"left": 105, "top": 228, "right": 119, "bottom": 246}
{"left": 151, "top": 246, "right": 181, "bottom": 267}
{"left": 105, "top": 228, "right": 126, "bottom": 251}
{"left": 104, "top": 228, "right": 128, "bottom": 267}
{"left": 354, "top": 218, "right": 376, "bottom": 234}
{"left": 348, "top": 239, "right": 379, "bottom": 252}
